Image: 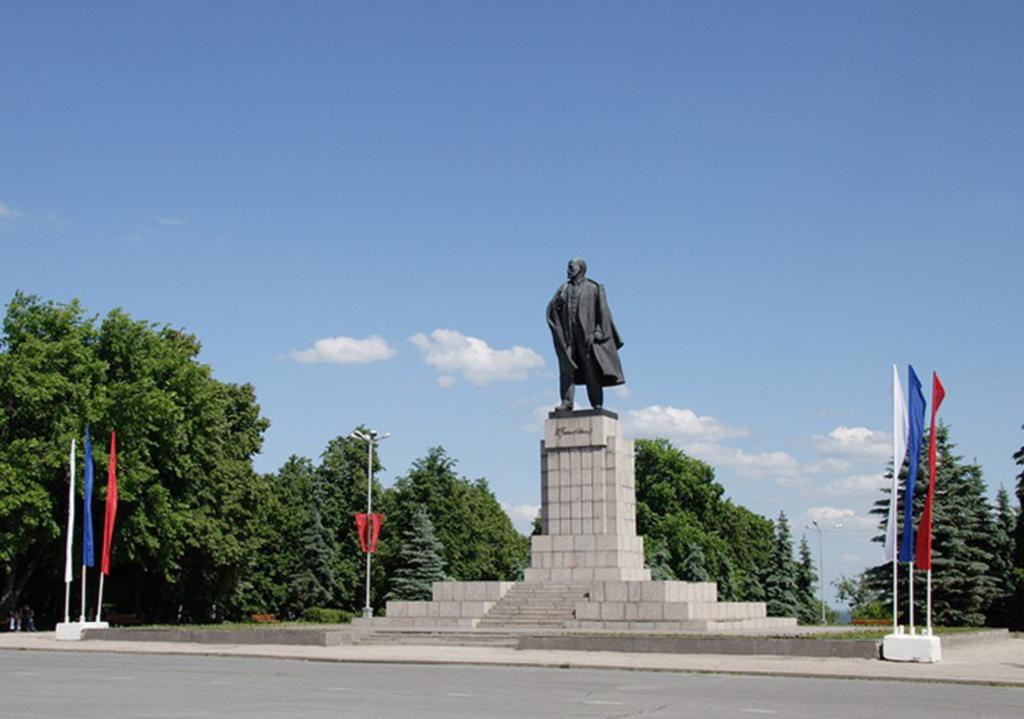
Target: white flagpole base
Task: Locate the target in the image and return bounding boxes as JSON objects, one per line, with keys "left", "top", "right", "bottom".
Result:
{"left": 55, "top": 620, "right": 109, "bottom": 641}
{"left": 882, "top": 633, "right": 941, "bottom": 663}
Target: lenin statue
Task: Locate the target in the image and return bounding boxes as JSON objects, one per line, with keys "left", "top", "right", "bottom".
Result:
{"left": 546, "top": 258, "right": 625, "bottom": 411}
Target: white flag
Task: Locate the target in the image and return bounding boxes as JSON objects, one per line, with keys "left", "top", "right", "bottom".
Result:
{"left": 64, "top": 438, "right": 76, "bottom": 583}
{"left": 884, "top": 364, "right": 909, "bottom": 562}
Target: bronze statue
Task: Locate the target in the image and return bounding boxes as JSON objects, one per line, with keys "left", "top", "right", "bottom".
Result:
{"left": 546, "top": 258, "right": 624, "bottom": 411}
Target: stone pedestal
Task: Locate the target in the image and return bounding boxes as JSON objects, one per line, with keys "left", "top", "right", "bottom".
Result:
{"left": 524, "top": 410, "right": 650, "bottom": 583}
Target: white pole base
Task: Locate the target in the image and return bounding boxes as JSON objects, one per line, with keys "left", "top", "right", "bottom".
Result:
{"left": 55, "top": 620, "right": 109, "bottom": 641}
{"left": 882, "top": 632, "right": 942, "bottom": 662}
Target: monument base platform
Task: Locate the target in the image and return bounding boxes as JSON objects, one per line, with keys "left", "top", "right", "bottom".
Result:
{"left": 882, "top": 632, "right": 942, "bottom": 662}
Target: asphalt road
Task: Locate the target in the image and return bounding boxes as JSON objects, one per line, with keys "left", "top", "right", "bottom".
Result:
{"left": 1, "top": 651, "right": 1021, "bottom": 718}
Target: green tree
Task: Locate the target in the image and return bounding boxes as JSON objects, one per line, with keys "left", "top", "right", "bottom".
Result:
{"left": 0, "top": 294, "right": 271, "bottom": 622}
{"left": 381, "top": 447, "right": 528, "bottom": 586}
{"left": 987, "top": 487, "right": 1019, "bottom": 627}
{"left": 1015, "top": 426, "right": 1024, "bottom": 569}
{"left": 867, "top": 424, "right": 997, "bottom": 626}
{"left": 388, "top": 506, "right": 447, "bottom": 601}
{"left": 634, "top": 438, "right": 773, "bottom": 602}
{"left": 679, "top": 543, "right": 711, "bottom": 582}
{"left": 287, "top": 504, "right": 336, "bottom": 612}
{"left": 763, "top": 512, "right": 799, "bottom": 618}
{"left": 833, "top": 573, "right": 886, "bottom": 620}
{"left": 795, "top": 536, "right": 819, "bottom": 624}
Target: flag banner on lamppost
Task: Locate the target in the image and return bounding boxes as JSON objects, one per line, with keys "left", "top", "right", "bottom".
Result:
{"left": 101, "top": 431, "right": 118, "bottom": 576}
{"left": 354, "top": 513, "right": 383, "bottom": 553}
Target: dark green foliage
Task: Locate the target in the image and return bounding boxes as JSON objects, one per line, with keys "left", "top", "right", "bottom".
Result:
{"left": 286, "top": 505, "right": 336, "bottom": 612}
{"left": 388, "top": 506, "right": 447, "bottom": 600}
{"left": 645, "top": 538, "right": 676, "bottom": 581}
{"left": 764, "top": 512, "right": 799, "bottom": 618}
{"left": 380, "top": 447, "right": 528, "bottom": 585}
{"left": 867, "top": 424, "right": 999, "bottom": 626}
{"left": 679, "top": 544, "right": 711, "bottom": 582}
{"left": 634, "top": 438, "right": 772, "bottom": 602}
{"left": 298, "top": 606, "right": 356, "bottom": 624}
{"left": 833, "top": 573, "right": 886, "bottom": 620}
{"left": 795, "top": 537, "right": 819, "bottom": 624}
{"left": 1015, "top": 427, "right": 1024, "bottom": 569}
{"left": 987, "top": 487, "right": 1020, "bottom": 628}
{"left": 0, "top": 293, "right": 270, "bottom": 622}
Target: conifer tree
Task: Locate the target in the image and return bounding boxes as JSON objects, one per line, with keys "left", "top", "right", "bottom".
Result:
{"left": 388, "top": 506, "right": 447, "bottom": 601}
{"left": 679, "top": 543, "right": 711, "bottom": 582}
{"left": 987, "top": 487, "right": 1018, "bottom": 627}
{"left": 646, "top": 538, "right": 676, "bottom": 581}
{"left": 286, "top": 504, "right": 335, "bottom": 614}
{"left": 866, "top": 424, "right": 997, "bottom": 625}
{"left": 764, "top": 512, "right": 799, "bottom": 618}
{"left": 795, "top": 536, "right": 819, "bottom": 624}
{"left": 1015, "top": 426, "right": 1024, "bottom": 568}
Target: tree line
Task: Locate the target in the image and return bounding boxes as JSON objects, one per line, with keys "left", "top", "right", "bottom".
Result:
{"left": 2, "top": 293, "right": 1020, "bottom": 627}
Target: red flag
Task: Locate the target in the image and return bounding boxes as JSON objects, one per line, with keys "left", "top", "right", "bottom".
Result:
{"left": 915, "top": 374, "right": 946, "bottom": 570}
{"left": 368, "top": 513, "right": 382, "bottom": 553}
{"left": 101, "top": 431, "right": 118, "bottom": 575}
{"left": 354, "top": 513, "right": 383, "bottom": 553}
{"left": 355, "top": 513, "right": 369, "bottom": 552}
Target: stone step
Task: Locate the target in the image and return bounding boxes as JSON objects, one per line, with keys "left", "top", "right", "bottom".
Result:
{"left": 353, "top": 631, "right": 519, "bottom": 648}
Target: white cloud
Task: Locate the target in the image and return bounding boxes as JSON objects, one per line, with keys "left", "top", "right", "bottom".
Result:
{"left": 624, "top": 405, "right": 749, "bottom": 442}
{"left": 803, "top": 457, "right": 853, "bottom": 475}
{"left": 156, "top": 216, "right": 185, "bottom": 226}
{"left": 801, "top": 506, "right": 876, "bottom": 531}
{"left": 409, "top": 329, "right": 544, "bottom": 386}
{"left": 683, "top": 442, "right": 802, "bottom": 478}
{"left": 503, "top": 503, "right": 540, "bottom": 522}
{"left": 822, "top": 473, "right": 887, "bottom": 497}
{"left": 813, "top": 426, "right": 890, "bottom": 461}
{"left": 290, "top": 335, "right": 397, "bottom": 364}
{"left": 0, "top": 200, "right": 22, "bottom": 219}
{"left": 613, "top": 386, "right": 632, "bottom": 399}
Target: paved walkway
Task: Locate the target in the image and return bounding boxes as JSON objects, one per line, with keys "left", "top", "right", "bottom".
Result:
{"left": 2, "top": 631, "right": 1021, "bottom": 686}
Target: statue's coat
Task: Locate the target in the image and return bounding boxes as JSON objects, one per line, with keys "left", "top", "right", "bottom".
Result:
{"left": 547, "top": 278, "right": 625, "bottom": 387}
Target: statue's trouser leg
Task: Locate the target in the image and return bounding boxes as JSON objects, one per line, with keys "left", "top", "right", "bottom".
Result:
{"left": 571, "top": 330, "right": 603, "bottom": 409}
{"left": 559, "top": 370, "right": 575, "bottom": 407}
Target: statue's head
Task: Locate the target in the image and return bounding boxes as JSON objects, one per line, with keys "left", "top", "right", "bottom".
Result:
{"left": 566, "top": 257, "right": 587, "bottom": 281}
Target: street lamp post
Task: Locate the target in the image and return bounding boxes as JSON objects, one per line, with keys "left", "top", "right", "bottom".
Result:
{"left": 806, "top": 520, "right": 844, "bottom": 625}
{"left": 350, "top": 429, "right": 390, "bottom": 618}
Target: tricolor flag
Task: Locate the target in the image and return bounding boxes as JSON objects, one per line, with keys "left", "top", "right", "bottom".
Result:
{"left": 101, "top": 431, "right": 118, "bottom": 576}
{"left": 884, "top": 364, "right": 909, "bottom": 562}
{"left": 915, "top": 374, "right": 946, "bottom": 570}
{"left": 83, "top": 427, "right": 95, "bottom": 568}
{"left": 898, "top": 366, "right": 926, "bottom": 563}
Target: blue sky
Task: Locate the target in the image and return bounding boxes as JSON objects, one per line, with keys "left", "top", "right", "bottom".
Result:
{"left": 3, "top": 2, "right": 1022, "bottom": 604}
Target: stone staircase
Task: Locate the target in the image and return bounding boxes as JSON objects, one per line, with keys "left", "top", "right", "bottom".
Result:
{"left": 476, "top": 582, "right": 590, "bottom": 628}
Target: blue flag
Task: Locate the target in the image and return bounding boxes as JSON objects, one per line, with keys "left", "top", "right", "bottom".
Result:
{"left": 83, "top": 427, "right": 95, "bottom": 567}
{"left": 898, "top": 366, "right": 926, "bottom": 563}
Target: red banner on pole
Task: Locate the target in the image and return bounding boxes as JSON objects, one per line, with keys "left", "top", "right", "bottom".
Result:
{"left": 101, "top": 431, "right": 118, "bottom": 575}
{"left": 354, "top": 513, "right": 383, "bottom": 553}
{"left": 915, "top": 372, "right": 946, "bottom": 571}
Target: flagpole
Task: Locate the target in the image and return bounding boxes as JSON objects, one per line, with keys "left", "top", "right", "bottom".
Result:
{"left": 96, "top": 574, "right": 104, "bottom": 623}
{"left": 908, "top": 565, "right": 915, "bottom": 634}
{"left": 926, "top": 569, "right": 932, "bottom": 635}
{"left": 63, "top": 439, "right": 76, "bottom": 624}
{"left": 80, "top": 564, "right": 87, "bottom": 622}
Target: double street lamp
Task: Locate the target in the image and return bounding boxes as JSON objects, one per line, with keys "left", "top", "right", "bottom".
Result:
{"left": 806, "top": 520, "right": 844, "bottom": 625}
{"left": 350, "top": 428, "right": 390, "bottom": 618}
